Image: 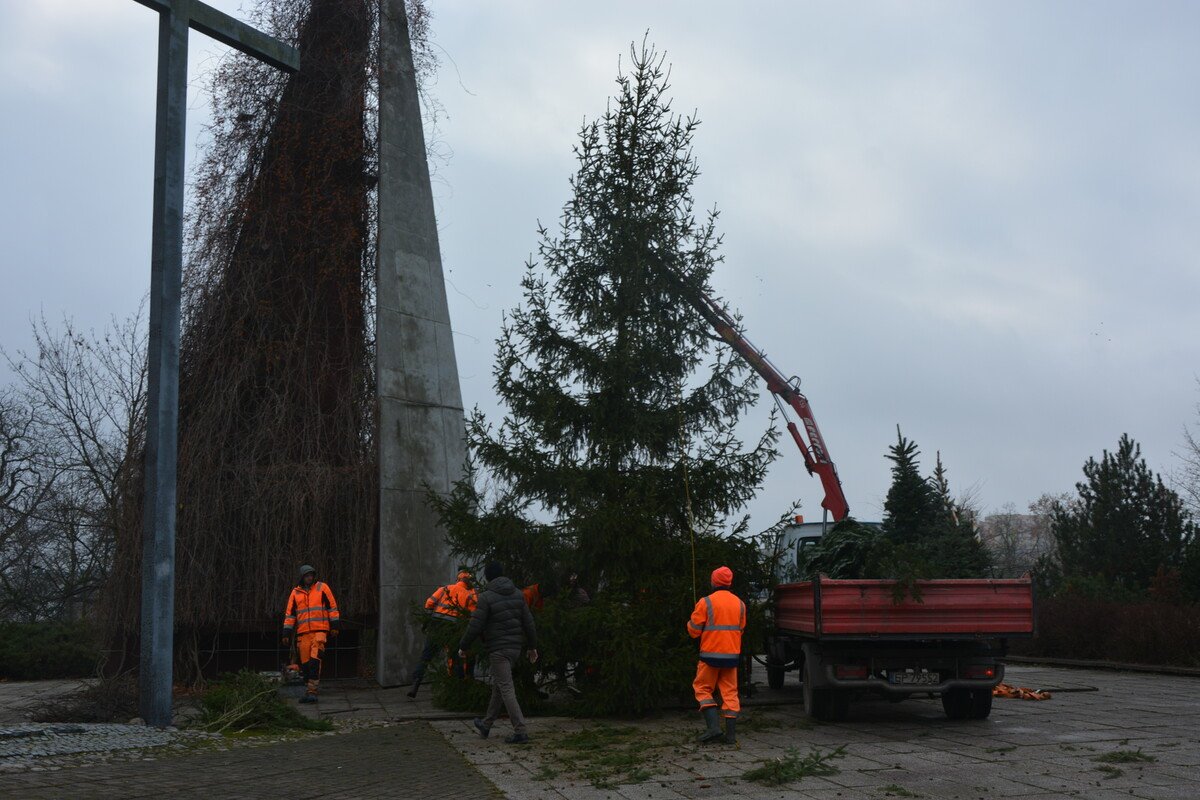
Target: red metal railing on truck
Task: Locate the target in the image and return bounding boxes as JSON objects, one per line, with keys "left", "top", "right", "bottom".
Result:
{"left": 775, "top": 576, "right": 1035, "bottom": 638}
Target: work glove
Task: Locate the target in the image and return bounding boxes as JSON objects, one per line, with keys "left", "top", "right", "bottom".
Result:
{"left": 281, "top": 634, "right": 291, "bottom": 646}
{"left": 329, "top": 628, "right": 339, "bottom": 639}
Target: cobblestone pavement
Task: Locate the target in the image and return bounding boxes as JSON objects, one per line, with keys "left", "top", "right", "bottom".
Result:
{"left": 0, "top": 721, "right": 501, "bottom": 799}
{"left": 437, "top": 665, "right": 1200, "bottom": 799}
{"left": 0, "top": 723, "right": 219, "bottom": 770}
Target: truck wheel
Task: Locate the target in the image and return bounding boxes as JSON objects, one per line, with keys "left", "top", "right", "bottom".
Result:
{"left": 803, "top": 658, "right": 835, "bottom": 721}
{"left": 941, "top": 688, "right": 970, "bottom": 720}
{"left": 968, "top": 688, "right": 993, "bottom": 719}
{"left": 767, "top": 663, "right": 785, "bottom": 691}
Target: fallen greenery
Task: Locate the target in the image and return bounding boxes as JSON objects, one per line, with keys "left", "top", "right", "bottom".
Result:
{"left": 742, "top": 745, "right": 847, "bottom": 786}
{"left": 881, "top": 786, "right": 921, "bottom": 798}
{"left": 1096, "top": 765, "right": 1124, "bottom": 779}
{"left": 194, "top": 670, "right": 332, "bottom": 734}
{"left": 31, "top": 672, "right": 139, "bottom": 723}
{"left": 531, "top": 723, "right": 695, "bottom": 789}
{"left": 1093, "top": 748, "right": 1156, "bottom": 764}
{"left": 551, "top": 725, "right": 656, "bottom": 788}
{"left": 738, "top": 712, "right": 786, "bottom": 730}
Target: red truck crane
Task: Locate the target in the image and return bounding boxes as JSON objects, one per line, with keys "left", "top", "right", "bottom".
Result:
{"left": 681, "top": 277, "right": 1035, "bottom": 723}
{"left": 683, "top": 289, "right": 850, "bottom": 523}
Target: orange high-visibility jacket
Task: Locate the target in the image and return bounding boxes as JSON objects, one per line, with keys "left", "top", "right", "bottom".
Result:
{"left": 522, "top": 584, "right": 544, "bottom": 610}
{"left": 283, "top": 581, "right": 340, "bottom": 635}
{"left": 687, "top": 589, "right": 745, "bottom": 668}
{"left": 425, "top": 580, "right": 477, "bottom": 621}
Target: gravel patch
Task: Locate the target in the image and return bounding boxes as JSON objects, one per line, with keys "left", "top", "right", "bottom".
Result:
{"left": 0, "top": 723, "right": 220, "bottom": 773}
{"left": 0, "top": 718, "right": 390, "bottom": 775}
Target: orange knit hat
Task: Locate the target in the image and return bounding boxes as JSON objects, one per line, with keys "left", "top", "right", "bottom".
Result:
{"left": 711, "top": 566, "right": 733, "bottom": 587}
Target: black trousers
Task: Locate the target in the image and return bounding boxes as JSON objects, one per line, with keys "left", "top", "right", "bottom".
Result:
{"left": 412, "top": 623, "right": 468, "bottom": 683}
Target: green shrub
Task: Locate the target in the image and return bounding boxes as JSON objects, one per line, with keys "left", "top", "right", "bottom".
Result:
{"left": 196, "top": 670, "right": 332, "bottom": 734}
{"left": 0, "top": 621, "right": 100, "bottom": 680}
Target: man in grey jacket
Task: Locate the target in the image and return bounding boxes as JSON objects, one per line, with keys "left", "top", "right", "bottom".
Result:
{"left": 458, "top": 561, "right": 538, "bottom": 744}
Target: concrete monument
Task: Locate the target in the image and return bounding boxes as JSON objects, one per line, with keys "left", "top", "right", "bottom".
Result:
{"left": 376, "top": 0, "right": 467, "bottom": 686}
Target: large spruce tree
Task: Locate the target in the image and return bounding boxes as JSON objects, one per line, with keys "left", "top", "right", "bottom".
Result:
{"left": 432, "top": 44, "right": 780, "bottom": 714}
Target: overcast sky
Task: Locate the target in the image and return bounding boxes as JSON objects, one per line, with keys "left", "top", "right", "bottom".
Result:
{"left": 2, "top": 1, "right": 1198, "bottom": 530}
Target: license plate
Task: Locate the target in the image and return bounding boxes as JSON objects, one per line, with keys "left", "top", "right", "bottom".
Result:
{"left": 890, "top": 671, "right": 939, "bottom": 686}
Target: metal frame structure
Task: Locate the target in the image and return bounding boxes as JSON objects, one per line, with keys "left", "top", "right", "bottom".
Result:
{"left": 128, "top": 0, "right": 298, "bottom": 728}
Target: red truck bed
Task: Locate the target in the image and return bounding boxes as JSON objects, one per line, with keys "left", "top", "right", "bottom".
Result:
{"left": 775, "top": 576, "right": 1034, "bottom": 638}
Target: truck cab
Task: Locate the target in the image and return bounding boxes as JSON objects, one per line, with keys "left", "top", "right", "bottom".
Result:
{"left": 776, "top": 518, "right": 881, "bottom": 582}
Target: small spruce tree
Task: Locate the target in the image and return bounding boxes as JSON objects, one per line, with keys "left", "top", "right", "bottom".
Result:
{"left": 876, "top": 427, "right": 990, "bottom": 582}
{"left": 881, "top": 427, "right": 936, "bottom": 546}
{"left": 432, "top": 42, "right": 779, "bottom": 715}
{"left": 1052, "top": 434, "right": 1196, "bottom": 595}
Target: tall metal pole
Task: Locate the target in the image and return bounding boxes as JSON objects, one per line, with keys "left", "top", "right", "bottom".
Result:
{"left": 139, "top": 1, "right": 189, "bottom": 729}
{"left": 128, "top": 0, "right": 297, "bottom": 729}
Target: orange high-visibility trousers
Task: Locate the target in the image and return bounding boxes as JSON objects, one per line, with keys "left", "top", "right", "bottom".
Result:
{"left": 294, "top": 633, "right": 326, "bottom": 681}
{"left": 693, "top": 662, "right": 740, "bottom": 718}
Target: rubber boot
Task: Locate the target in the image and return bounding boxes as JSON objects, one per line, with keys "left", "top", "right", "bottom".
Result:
{"left": 697, "top": 708, "right": 723, "bottom": 743}
{"left": 406, "top": 677, "right": 423, "bottom": 699}
{"left": 724, "top": 718, "right": 737, "bottom": 745}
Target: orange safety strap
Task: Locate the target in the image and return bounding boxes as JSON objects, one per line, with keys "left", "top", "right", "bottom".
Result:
{"left": 993, "top": 682, "right": 1052, "bottom": 700}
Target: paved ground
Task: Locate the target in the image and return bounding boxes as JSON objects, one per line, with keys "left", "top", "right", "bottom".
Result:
{"left": 1, "top": 665, "right": 1197, "bottom": 799}
{"left": 291, "top": 676, "right": 475, "bottom": 723}
{"left": 439, "top": 665, "right": 1200, "bottom": 799}
{"left": 0, "top": 680, "right": 83, "bottom": 725}
{"left": 0, "top": 721, "right": 500, "bottom": 799}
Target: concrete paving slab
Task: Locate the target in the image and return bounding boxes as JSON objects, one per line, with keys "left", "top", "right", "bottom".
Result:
{"left": 433, "top": 665, "right": 1200, "bottom": 799}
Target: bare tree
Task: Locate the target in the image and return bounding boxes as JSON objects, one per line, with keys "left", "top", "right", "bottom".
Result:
{"left": 1177, "top": 380, "right": 1200, "bottom": 518}
{"left": 0, "top": 309, "right": 146, "bottom": 621}
{"left": 0, "top": 389, "right": 55, "bottom": 618}
{"left": 1029, "top": 492, "right": 1071, "bottom": 550}
{"left": 979, "top": 503, "right": 1024, "bottom": 577}
{"left": 978, "top": 494, "right": 1067, "bottom": 578}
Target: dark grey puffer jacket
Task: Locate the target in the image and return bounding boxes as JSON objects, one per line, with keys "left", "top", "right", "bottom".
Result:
{"left": 458, "top": 576, "right": 537, "bottom": 656}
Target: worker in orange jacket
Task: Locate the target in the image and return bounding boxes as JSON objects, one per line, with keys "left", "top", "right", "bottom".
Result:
{"left": 408, "top": 569, "right": 477, "bottom": 698}
{"left": 281, "top": 564, "right": 340, "bottom": 703}
{"left": 688, "top": 566, "right": 745, "bottom": 744}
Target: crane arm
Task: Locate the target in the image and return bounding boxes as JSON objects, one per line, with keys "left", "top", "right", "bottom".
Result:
{"left": 686, "top": 288, "right": 850, "bottom": 521}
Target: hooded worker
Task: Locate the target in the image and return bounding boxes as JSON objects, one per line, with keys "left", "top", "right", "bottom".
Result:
{"left": 459, "top": 561, "right": 538, "bottom": 744}
{"left": 281, "top": 564, "right": 340, "bottom": 703}
{"left": 408, "top": 569, "right": 478, "bottom": 698}
{"left": 688, "top": 566, "right": 746, "bottom": 744}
